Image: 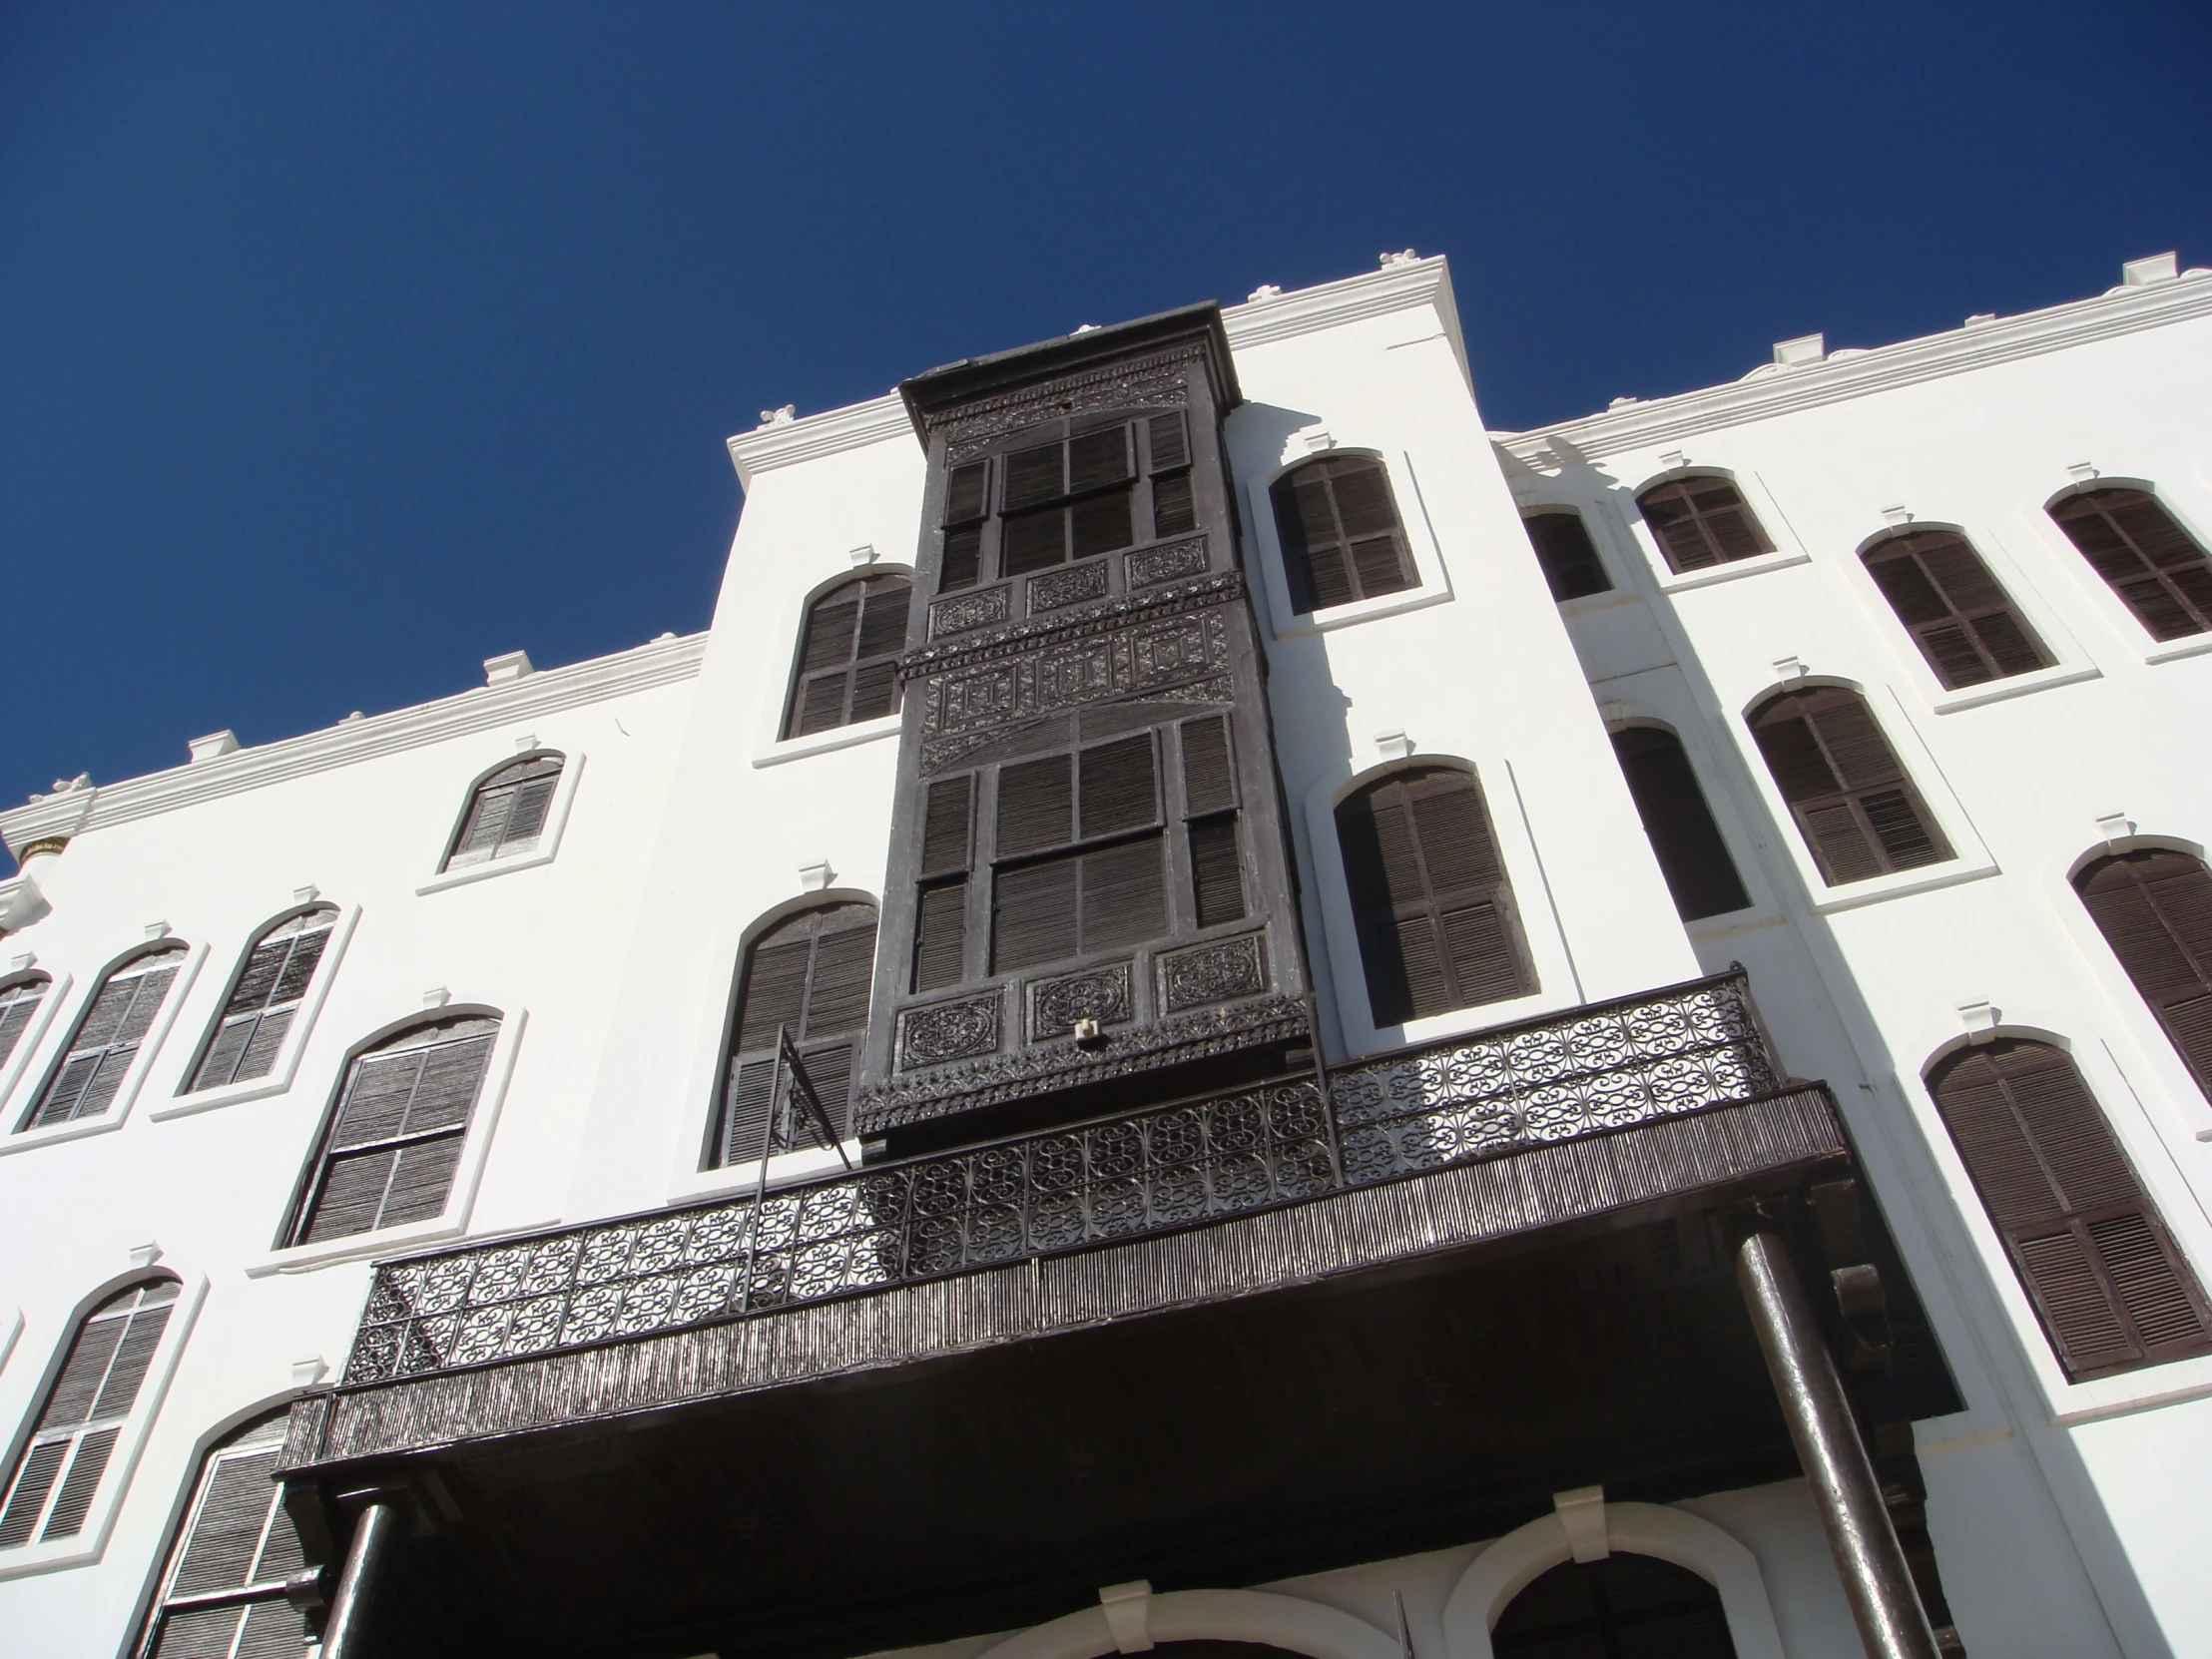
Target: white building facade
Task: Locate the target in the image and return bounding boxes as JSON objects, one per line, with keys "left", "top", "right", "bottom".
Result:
{"left": 1, "top": 251, "right": 2208, "bottom": 1659}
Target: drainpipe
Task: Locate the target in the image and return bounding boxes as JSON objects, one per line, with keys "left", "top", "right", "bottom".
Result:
{"left": 1736, "top": 1228, "right": 1940, "bottom": 1659}
{"left": 317, "top": 1497, "right": 406, "bottom": 1659}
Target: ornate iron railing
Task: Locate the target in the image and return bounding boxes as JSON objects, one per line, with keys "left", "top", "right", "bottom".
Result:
{"left": 343, "top": 970, "right": 1774, "bottom": 1384}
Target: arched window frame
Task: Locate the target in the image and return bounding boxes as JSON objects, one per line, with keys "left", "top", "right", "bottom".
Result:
{"left": 1629, "top": 467, "right": 1809, "bottom": 592}
{"left": 2043, "top": 479, "right": 2212, "bottom": 656}
{"left": 779, "top": 571, "right": 916, "bottom": 742}
{"left": 755, "top": 566, "right": 918, "bottom": 763}
{"left": 417, "top": 746, "right": 584, "bottom": 894}
{"left": 267, "top": 1004, "right": 526, "bottom": 1270}
{"left": 1251, "top": 446, "right": 1450, "bottom": 640}
{"left": 1858, "top": 523, "right": 2053, "bottom": 690}
{"left": 1606, "top": 721, "right": 1752, "bottom": 922}
{"left": 0, "top": 1267, "right": 207, "bottom": 1578}
{"left": 7, "top": 939, "right": 206, "bottom": 1151}
{"left": 1733, "top": 676, "right": 1993, "bottom": 912}
{"left": 166, "top": 901, "right": 360, "bottom": 1118}
{"left": 0, "top": 967, "right": 69, "bottom": 1117}
{"left": 1519, "top": 506, "right": 1614, "bottom": 603}
{"left": 1304, "top": 756, "right": 1564, "bottom": 1054}
{"left": 2069, "top": 841, "right": 2212, "bottom": 1111}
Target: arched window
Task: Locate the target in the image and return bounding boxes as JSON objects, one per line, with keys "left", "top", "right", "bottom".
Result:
{"left": 1636, "top": 475, "right": 1774, "bottom": 573}
{"left": 185, "top": 906, "right": 338, "bottom": 1093}
{"left": 442, "top": 752, "right": 564, "bottom": 871}
{"left": 2049, "top": 487, "right": 2212, "bottom": 640}
{"left": 1610, "top": 728, "right": 1750, "bottom": 920}
{"left": 1271, "top": 454, "right": 1415, "bottom": 613}
{"left": 711, "top": 903, "right": 877, "bottom": 1169}
{"left": 134, "top": 1406, "right": 307, "bottom": 1659}
{"left": 1336, "top": 765, "right": 1534, "bottom": 1026}
{"left": 784, "top": 575, "right": 912, "bottom": 738}
{"left": 285, "top": 1013, "right": 501, "bottom": 1244}
{"left": 22, "top": 942, "right": 189, "bottom": 1131}
{"left": 1748, "top": 686, "right": 1949, "bottom": 884}
{"left": 1491, "top": 1553, "right": 1736, "bottom": 1658}
{"left": 2075, "top": 849, "right": 2212, "bottom": 1098}
{"left": 1523, "top": 509, "right": 1611, "bottom": 601}
{"left": 1928, "top": 1038, "right": 2212, "bottom": 1379}
{"left": 0, "top": 1276, "right": 181, "bottom": 1549}
{"left": 1863, "top": 528, "right": 2050, "bottom": 688}
{"left": 0, "top": 971, "right": 51, "bottom": 1070}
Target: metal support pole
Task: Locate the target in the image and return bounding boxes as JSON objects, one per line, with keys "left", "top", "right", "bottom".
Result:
{"left": 1736, "top": 1228, "right": 1939, "bottom": 1659}
{"left": 318, "top": 1498, "right": 404, "bottom": 1659}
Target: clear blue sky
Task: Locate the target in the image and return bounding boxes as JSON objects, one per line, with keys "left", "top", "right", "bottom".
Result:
{"left": 3, "top": 1, "right": 2206, "bottom": 830}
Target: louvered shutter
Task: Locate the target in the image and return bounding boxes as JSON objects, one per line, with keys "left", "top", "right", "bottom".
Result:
{"left": 0, "top": 1279, "right": 179, "bottom": 1550}
{"left": 295, "top": 1019, "right": 497, "bottom": 1243}
{"left": 189, "top": 910, "right": 335, "bottom": 1091}
{"left": 1152, "top": 471, "right": 1196, "bottom": 538}
{"left": 1002, "top": 510, "right": 1066, "bottom": 575}
{"left": 992, "top": 857, "right": 1081, "bottom": 971}
{"left": 912, "top": 882, "right": 968, "bottom": 992}
{"left": 920, "top": 777, "right": 973, "bottom": 875}
{"left": 2078, "top": 851, "right": 2212, "bottom": 1098}
{"left": 1932, "top": 1040, "right": 2212, "bottom": 1378}
{"left": 27, "top": 947, "right": 185, "bottom": 1129}
{"left": 1523, "top": 511, "right": 1611, "bottom": 602}
{"left": 1636, "top": 476, "right": 1776, "bottom": 573}
{"left": 1078, "top": 735, "right": 1158, "bottom": 838}
{"left": 1865, "top": 531, "right": 2049, "bottom": 688}
{"left": 713, "top": 906, "right": 876, "bottom": 1167}
{"left": 2051, "top": 488, "right": 2212, "bottom": 640}
{"left": 944, "top": 460, "right": 989, "bottom": 526}
{"left": 1338, "top": 768, "right": 1533, "bottom": 1025}
{"left": 0, "top": 976, "right": 50, "bottom": 1069}
{"left": 1189, "top": 818, "right": 1246, "bottom": 927}
{"left": 1180, "top": 717, "right": 1235, "bottom": 815}
{"left": 786, "top": 578, "right": 912, "bottom": 738}
{"left": 1067, "top": 426, "right": 1131, "bottom": 494}
{"left": 1003, "top": 442, "right": 1064, "bottom": 512}
{"left": 444, "top": 756, "right": 564, "bottom": 869}
{"left": 1749, "top": 687, "right": 1948, "bottom": 884}
{"left": 1610, "top": 728, "right": 1750, "bottom": 920}
{"left": 1146, "top": 412, "right": 1189, "bottom": 472}
{"left": 1271, "top": 456, "right": 1414, "bottom": 614}
{"left": 138, "top": 1408, "right": 309, "bottom": 1659}
{"left": 997, "top": 756, "right": 1074, "bottom": 856}
{"left": 1069, "top": 493, "right": 1133, "bottom": 560}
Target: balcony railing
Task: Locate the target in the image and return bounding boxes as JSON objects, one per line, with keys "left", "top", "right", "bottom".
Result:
{"left": 343, "top": 969, "right": 1778, "bottom": 1385}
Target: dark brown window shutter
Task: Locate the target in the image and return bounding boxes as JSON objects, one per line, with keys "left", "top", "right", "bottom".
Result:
{"left": 940, "top": 525, "right": 982, "bottom": 592}
{"left": 1146, "top": 412, "right": 1189, "bottom": 472}
{"left": 1179, "top": 715, "right": 1234, "bottom": 815}
{"left": 1151, "top": 470, "right": 1196, "bottom": 538}
{"left": 784, "top": 575, "right": 913, "bottom": 739}
{"left": 1523, "top": 511, "right": 1611, "bottom": 601}
{"left": 996, "top": 755, "right": 1074, "bottom": 855}
{"left": 711, "top": 904, "right": 877, "bottom": 1168}
{"left": 1078, "top": 735, "right": 1158, "bottom": 838}
{"left": 2050, "top": 487, "right": 2212, "bottom": 640}
{"left": 1067, "top": 426, "right": 1131, "bottom": 495}
{"left": 919, "top": 777, "right": 973, "bottom": 876}
{"left": 445, "top": 753, "right": 565, "bottom": 870}
{"left": 1189, "top": 817, "right": 1246, "bottom": 927}
{"left": 1069, "top": 492, "right": 1133, "bottom": 560}
{"left": 189, "top": 907, "right": 337, "bottom": 1092}
{"left": 1001, "top": 510, "right": 1066, "bottom": 575}
{"left": 992, "top": 856, "right": 1080, "bottom": 971}
{"left": 27, "top": 946, "right": 187, "bottom": 1129}
{"left": 944, "top": 460, "right": 988, "bottom": 526}
{"left": 1636, "top": 476, "right": 1776, "bottom": 573}
{"left": 1610, "top": 728, "right": 1750, "bottom": 920}
{"left": 0, "top": 975, "right": 51, "bottom": 1071}
{"left": 136, "top": 1408, "right": 307, "bottom": 1659}
{"left": 1271, "top": 455, "right": 1416, "bottom": 614}
{"left": 1003, "top": 442, "right": 1064, "bottom": 511}
{"left": 1337, "top": 766, "right": 1534, "bottom": 1025}
{"left": 2077, "top": 850, "right": 2212, "bottom": 1099}
{"left": 1749, "top": 686, "right": 1949, "bottom": 884}
{"left": 1864, "top": 530, "right": 2050, "bottom": 688}
{"left": 1930, "top": 1039, "right": 2212, "bottom": 1379}
{"left": 912, "top": 881, "right": 967, "bottom": 992}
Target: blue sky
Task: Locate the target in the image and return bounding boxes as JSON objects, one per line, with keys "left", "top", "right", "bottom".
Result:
{"left": 2, "top": 1, "right": 2206, "bottom": 830}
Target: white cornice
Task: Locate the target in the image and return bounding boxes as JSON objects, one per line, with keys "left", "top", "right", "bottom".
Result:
{"left": 1, "top": 633, "right": 707, "bottom": 855}
{"left": 1497, "top": 271, "right": 2212, "bottom": 466}
{"left": 1222, "top": 256, "right": 1462, "bottom": 365}
{"left": 725, "top": 394, "right": 912, "bottom": 488}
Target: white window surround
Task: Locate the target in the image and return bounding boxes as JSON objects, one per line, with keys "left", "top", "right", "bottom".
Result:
{"left": 1243, "top": 446, "right": 1456, "bottom": 641}
{"left": 1300, "top": 753, "right": 1584, "bottom": 1062}
{"left": 668, "top": 1139, "right": 865, "bottom": 1208}
{"left": 245, "top": 1006, "right": 529, "bottom": 1277}
{"left": 0, "top": 1270, "right": 207, "bottom": 1582}
{"left": 1596, "top": 703, "right": 1783, "bottom": 934}
{"left": 2024, "top": 478, "right": 2212, "bottom": 666}
{"left": 152, "top": 904, "right": 361, "bottom": 1122}
{"left": 1896, "top": 1021, "right": 2212, "bottom": 1427}
{"left": 0, "top": 1308, "right": 20, "bottom": 1380}
{"left": 1616, "top": 467, "right": 1814, "bottom": 595}
{"left": 1440, "top": 1500, "right": 1784, "bottom": 1659}
{"left": 0, "top": 971, "right": 72, "bottom": 1122}
{"left": 414, "top": 752, "right": 585, "bottom": 895}
{"left": 0, "top": 945, "right": 208, "bottom": 1158}
{"left": 750, "top": 564, "right": 916, "bottom": 768}
{"left": 1728, "top": 678, "right": 1999, "bottom": 915}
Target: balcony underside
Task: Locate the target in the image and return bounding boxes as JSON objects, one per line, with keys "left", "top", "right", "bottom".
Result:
{"left": 281, "top": 1087, "right": 1906, "bottom": 1659}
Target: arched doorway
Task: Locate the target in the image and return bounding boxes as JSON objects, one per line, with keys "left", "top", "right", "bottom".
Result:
{"left": 1490, "top": 1553, "right": 1735, "bottom": 1658}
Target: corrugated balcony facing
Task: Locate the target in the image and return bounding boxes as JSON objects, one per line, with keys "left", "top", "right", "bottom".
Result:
{"left": 292, "top": 969, "right": 1810, "bottom": 1464}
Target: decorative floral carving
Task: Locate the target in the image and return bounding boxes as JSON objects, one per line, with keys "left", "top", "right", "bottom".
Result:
{"left": 897, "top": 994, "right": 1002, "bottom": 1070}
{"left": 900, "top": 571, "right": 1242, "bottom": 682}
{"left": 1159, "top": 934, "right": 1269, "bottom": 1013}
{"left": 1027, "top": 961, "right": 1134, "bottom": 1042}
{"left": 1126, "top": 535, "right": 1210, "bottom": 589}
{"left": 1027, "top": 560, "right": 1110, "bottom": 613}
{"left": 928, "top": 587, "right": 1009, "bottom": 639}
{"left": 934, "top": 347, "right": 1202, "bottom": 459}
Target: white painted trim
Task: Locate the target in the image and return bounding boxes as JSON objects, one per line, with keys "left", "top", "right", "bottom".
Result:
{"left": 1496, "top": 269, "right": 2212, "bottom": 463}
{"left": 726, "top": 393, "right": 913, "bottom": 488}
{"left": 749, "top": 566, "right": 918, "bottom": 768}
{"left": 2143, "top": 633, "right": 2212, "bottom": 666}
{"left": 0, "top": 971, "right": 72, "bottom": 1122}
{"left": 1, "top": 945, "right": 208, "bottom": 1155}
{"left": 1247, "top": 448, "right": 1455, "bottom": 643}
{"left": 1441, "top": 1503, "right": 1784, "bottom": 1659}
{"left": 1927, "top": 663, "right": 2103, "bottom": 714}
{"left": 0, "top": 1270, "right": 207, "bottom": 1581}
{"left": 1226, "top": 254, "right": 1470, "bottom": 388}
{"left": 153, "top": 905, "right": 361, "bottom": 1121}
{"left": 0, "top": 1307, "right": 20, "bottom": 1379}
{"left": 754, "top": 711, "right": 903, "bottom": 769}
{"left": 414, "top": 752, "right": 585, "bottom": 895}
{"left": 0, "top": 634, "right": 703, "bottom": 857}
{"left": 1655, "top": 549, "right": 1812, "bottom": 594}
{"left": 976, "top": 1588, "right": 1400, "bottom": 1659}
{"left": 245, "top": 1006, "right": 529, "bottom": 1276}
